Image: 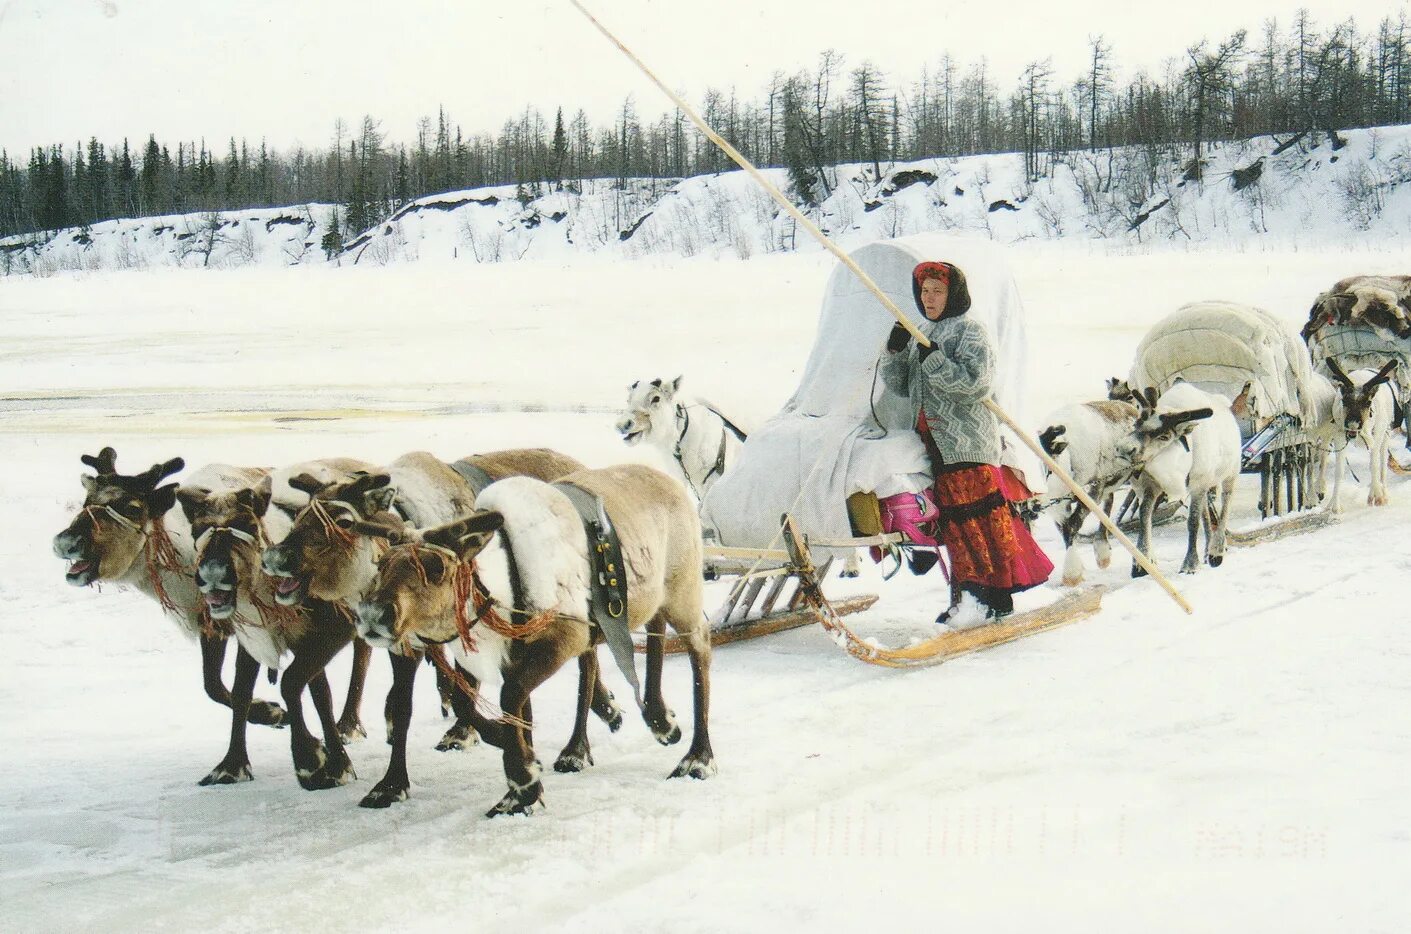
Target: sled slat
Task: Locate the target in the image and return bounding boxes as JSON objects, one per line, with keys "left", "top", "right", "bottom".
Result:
{"left": 643, "top": 594, "right": 880, "bottom": 653}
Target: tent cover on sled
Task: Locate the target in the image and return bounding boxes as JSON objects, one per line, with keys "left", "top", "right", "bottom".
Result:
{"left": 700, "top": 234, "right": 1037, "bottom": 553}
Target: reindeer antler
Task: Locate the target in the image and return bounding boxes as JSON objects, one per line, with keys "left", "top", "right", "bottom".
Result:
{"left": 80, "top": 447, "right": 119, "bottom": 474}
{"left": 1326, "top": 358, "right": 1354, "bottom": 388}
{"left": 131, "top": 457, "right": 185, "bottom": 489}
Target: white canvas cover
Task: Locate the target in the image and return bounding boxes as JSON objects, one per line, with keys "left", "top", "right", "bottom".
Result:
{"left": 700, "top": 234, "right": 1033, "bottom": 551}
{"left": 1128, "top": 300, "right": 1318, "bottom": 427}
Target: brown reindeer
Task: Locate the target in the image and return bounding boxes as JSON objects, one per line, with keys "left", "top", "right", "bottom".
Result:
{"left": 51, "top": 448, "right": 287, "bottom": 783}
{"left": 1304, "top": 276, "right": 1411, "bottom": 343}
{"left": 176, "top": 458, "right": 378, "bottom": 789}
{"left": 260, "top": 448, "right": 620, "bottom": 809}
{"left": 356, "top": 464, "right": 715, "bottom": 817}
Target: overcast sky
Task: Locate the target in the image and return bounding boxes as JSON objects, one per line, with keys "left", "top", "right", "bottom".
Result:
{"left": 2, "top": 0, "right": 1407, "bottom": 157}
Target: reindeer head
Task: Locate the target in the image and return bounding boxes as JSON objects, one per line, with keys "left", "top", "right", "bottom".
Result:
{"left": 1131, "top": 405, "right": 1214, "bottom": 463}
{"left": 1106, "top": 377, "right": 1139, "bottom": 405}
{"left": 615, "top": 376, "right": 683, "bottom": 446}
{"left": 177, "top": 477, "right": 272, "bottom": 621}
{"left": 53, "top": 448, "right": 185, "bottom": 586}
{"left": 260, "top": 471, "right": 403, "bottom": 606}
{"left": 1326, "top": 359, "right": 1398, "bottom": 440}
{"left": 356, "top": 511, "right": 504, "bottom": 649}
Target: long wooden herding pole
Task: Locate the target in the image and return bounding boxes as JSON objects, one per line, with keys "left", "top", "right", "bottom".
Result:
{"left": 568, "top": 0, "right": 1192, "bottom": 616}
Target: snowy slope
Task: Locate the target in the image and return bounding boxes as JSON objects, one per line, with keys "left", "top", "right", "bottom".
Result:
{"left": 3, "top": 244, "right": 1411, "bottom": 930}
{"left": 5, "top": 125, "right": 1411, "bottom": 277}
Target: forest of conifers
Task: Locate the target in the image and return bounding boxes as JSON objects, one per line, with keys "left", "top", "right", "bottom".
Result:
{"left": 2, "top": 12, "right": 1407, "bottom": 240}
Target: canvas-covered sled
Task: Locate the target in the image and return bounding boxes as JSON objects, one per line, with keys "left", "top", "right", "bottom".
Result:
{"left": 671, "top": 235, "right": 1100, "bottom": 666}
{"left": 1129, "top": 300, "right": 1320, "bottom": 517}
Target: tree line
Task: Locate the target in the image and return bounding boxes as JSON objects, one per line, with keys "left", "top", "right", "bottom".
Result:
{"left": 2, "top": 10, "right": 1408, "bottom": 241}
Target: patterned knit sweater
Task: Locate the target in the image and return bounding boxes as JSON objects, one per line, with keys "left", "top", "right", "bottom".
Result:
{"left": 880, "top": 313, "right": 1001, "bottom": 467}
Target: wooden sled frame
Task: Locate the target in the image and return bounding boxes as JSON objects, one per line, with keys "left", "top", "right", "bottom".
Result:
{"left": 645, "top": 516, "right": 1107, "bottom": 669}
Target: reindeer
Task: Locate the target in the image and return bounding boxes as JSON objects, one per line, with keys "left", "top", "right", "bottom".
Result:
{"left": 259, "top": 448, "right": 619, "bottom": 809}
{"left": 1128, "top": 383, "right": 1241, "bottom": 576}
{"left": 356, "top": 464, "right": 715, "bottom": 817}
{"left": 176, "top": 457, "right": 379, "bottom": 790}
{"left": 51, "top": 448, "right": 287, "bottom": 783}
{"left": 615, "top": 376, "right": 873, "bottom": 577}
{"left": 1320, "top": 360, "right": 1399, "bottom": 511}
{"left": 1036, "top": 396, "right": 1142, "bottom": 585}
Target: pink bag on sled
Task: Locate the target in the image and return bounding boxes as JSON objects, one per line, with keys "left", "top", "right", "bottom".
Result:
{"left": 871, "top": 489, "right": 945, "bottom": 577}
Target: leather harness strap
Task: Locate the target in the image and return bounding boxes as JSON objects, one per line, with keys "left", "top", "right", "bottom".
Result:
{"left": 448, "top": 459, "right": 496, "bottom": 496}
{"left": 552, "top": 481, "right": 640, "bottom": 705}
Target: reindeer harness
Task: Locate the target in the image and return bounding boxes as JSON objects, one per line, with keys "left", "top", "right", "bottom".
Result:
{"left": 672, "top": 402, "right": 748, "bottom": 499}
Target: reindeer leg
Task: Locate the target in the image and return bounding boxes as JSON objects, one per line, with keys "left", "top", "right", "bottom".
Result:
{"left": 199, "top": 645, "right": 261, "bottom": 785}
{"left": 434, "top": 661, "right": 454, "bottom": 719}
{"left": 667, "top": 618, "right": 716, "bottom": 780}
{"left": 554, "top": 650, "right": 599, "bottom": 773}
{"left": 1132, "top": 494, "right": 1156, "bottom": 578}
{"left": 839, "top": 550, "right": 861, "bottom": 579}
{"left": 589, "top": 654, "right": 624, "bottom": 733}
{"left": 1209, "top": 479, "right": 1233, "bottom": 567}
{"left": 335, "top": 636, "right": 371, "bottom": 743}
{"left": 1093, "top": 492, "right": 1115, "bottom": 569}
{"left": 487, "top": 634, "right": 588, "bottom": 817}
{"left": 360, "top": 650, "right": 417, "bottom": 809}
{"left": 305, "top": 669, "right": 356, "bottom": 788}
{"left": 1180, "top": 492, "right": 1203, "bottom": 574}
{"left": 1060, "top": 501, "right": 1089, "bottom": 587}
{"left": 642, "top": 615, "right": 682, "bottom": 745}
{"left": 280, "top": 610, "right": 355, "bottom": 790}
{"left": 202, "top": 632, "right": 284, "bottom": 727}
{"left": 436, "top": 662, "right": 482, "bottom": 751}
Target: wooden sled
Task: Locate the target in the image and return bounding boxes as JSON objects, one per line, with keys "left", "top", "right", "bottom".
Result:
{"left": 637, "top": 535, "right": 884, "bottom": 655}
{"left": 1228, "top": 509, "right": 1336, "bottom": 546}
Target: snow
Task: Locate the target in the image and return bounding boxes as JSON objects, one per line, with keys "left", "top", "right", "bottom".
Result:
{"left": 4, "top": 239, "right": 1411, "bottom": 932}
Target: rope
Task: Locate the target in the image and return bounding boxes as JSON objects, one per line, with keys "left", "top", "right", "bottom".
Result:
{"left": 421, "top": 642, "right": 533, "bottom": 731}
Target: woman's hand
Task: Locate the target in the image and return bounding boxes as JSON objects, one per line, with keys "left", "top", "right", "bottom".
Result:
{"left": 886, "top": 323, "right": 911, "bottom": 353}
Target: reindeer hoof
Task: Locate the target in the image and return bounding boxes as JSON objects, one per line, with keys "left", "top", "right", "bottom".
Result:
{"left": 299, "top": 759, "right": 356, "bottom": 791}
{"left": 647, "top": 710, "right": 682, "bottom": 746}
{"left": 554, "top": 746, "right": 594, "bottom": 773}
{"left": 198, "top": 761, "right": 252, "bottom": 786}
{"left": 669, "top": 753, "right": 717, "bottom": 780}
{"left": 486, "top": 786, "right": 544, "bottom": 818}
{"left": 435, "top": 726, "right": 479, "bottom": 751}
{"left": 359, "top": 782, "right": 409, "bottom": 809}
{"left": 1131, "top": 564, "right": 1148, "bottom": 579}
{"left": 1061, "top": 573, "right": 1084, "bottom": 587}
{"left": 593, "top": 692, "right": 624, "bottom": 732}
{"left": 246, "top": 701, "right": 286, "bottom": 728}
{"left": 839, "top": 569, "right": 860, "bottom": 579}
{"left": 1207, "top": 554, "right": 1224, "bottom": 568}
{"left": 337, "top": 718, "right": 367, "bottom": 744}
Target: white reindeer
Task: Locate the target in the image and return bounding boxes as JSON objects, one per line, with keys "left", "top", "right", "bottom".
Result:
{"left": 1129, "top": 382, "right": 1242, "bottom": 576}
{"left": 617, "top": 376, "right": 880, "bottom": 577}
{"left": 1318, "top": 360, "right": 1399, "bottom": 512}
{"left": 615, "top": 376, "right": 747, "bottom": 502}
{"left": 1036, "top": 398, "right": 1142, "bottom": 585}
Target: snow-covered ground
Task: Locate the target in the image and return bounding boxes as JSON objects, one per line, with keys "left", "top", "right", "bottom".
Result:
{"left": 3, "top": 243, "right": 1411, "bottom": 932}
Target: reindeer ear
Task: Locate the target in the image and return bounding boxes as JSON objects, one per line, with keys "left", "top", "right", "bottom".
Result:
{"left": 288, "top": 473, "right": 327, "bottom": 496}
{"left": 148, "top": 483, "right": 179, "bottom": 516}
{"left": 176, "top": 487, "right": 207, "bottom": 523}
{"left": 424, "top": 511, "right": 504, "bottom": 559}
{"left": 251, "top": 475, "right": 273, "bottom": 517}
{"left": 670, "top": 375, "right": 683, "bottom": 395}
{"left": 364, "top": 485, "right": 397, "bottom": 515}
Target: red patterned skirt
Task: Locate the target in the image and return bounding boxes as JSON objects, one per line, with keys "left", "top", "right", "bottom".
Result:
{"left": 918, "top": 413, "right": 1053, "bottom": 594}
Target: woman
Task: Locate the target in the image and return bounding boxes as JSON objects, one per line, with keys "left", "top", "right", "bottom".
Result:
{"left": 880, "top": 260, "right": 1053, "bottom": 626}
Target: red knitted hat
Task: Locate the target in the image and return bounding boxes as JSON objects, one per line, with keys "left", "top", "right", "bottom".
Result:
{"left": 912, "top": 261, "right": 952, "bottom": 286}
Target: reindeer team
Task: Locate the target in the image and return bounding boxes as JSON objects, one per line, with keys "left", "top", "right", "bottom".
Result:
{"left": 52, "top": 273, "right": 1407, "bottom": 817}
